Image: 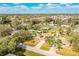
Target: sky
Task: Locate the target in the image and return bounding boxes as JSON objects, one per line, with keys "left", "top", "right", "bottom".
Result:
{"left": 0, "top": 3, "right": 79, "bottom": 14}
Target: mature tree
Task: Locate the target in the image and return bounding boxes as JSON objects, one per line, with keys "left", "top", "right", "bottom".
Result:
{"left": 0, "top": 36, "right": 23, "bottom": 55}
{"left": 0, "top": 16, "right": 11, "bottom": 24}
{"left": 16, "top": 24, "right": 28, "bottom": 30}
{"left": 55, "top": 18, "right": 63, "bottom": 26}
{"left": 45, "top": 17, "right": 53, "bottom": 23}
{"left": 7, "top": 37, "right": 18, "bottom": 53}
{"left": 31, "top": 19, "right": 42, "bottom": 25}
{"left": 71, "top": 32, "right": 79, "bottom": 52}
{"left": 46, "top": 36, "right": 62, "bottom": 49}
{"left": 12, "top": 30, "right": 33, "bottom": 42}
{"left": 0, "top": 37, "right": 11, "bottom": 55}
{"left": 46, "top": 36, "right": 54, "bottom": 47}
{"left": 32, "top": 24, "right": 41, "bottom": 30}
{"left": 55, "top": 39, "right": 62, "bottom": 49}
{"left": 11, "top": 19, "right": 21, "bottom": 29}
{"left": 0, "top": 24, "right": 13, "bottom": 37}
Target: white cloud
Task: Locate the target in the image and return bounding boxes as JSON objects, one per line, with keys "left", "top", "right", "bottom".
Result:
{"left": 65, "top": 4, "right": 71, "bottom": 6}
{"left": 0, "top": 4, "right": 29, "bottom": 10}
{"left": 31, "top": 4, "right": 56, "bottom": 10}
{"left": 0, "top": 4, "right": 10, "bottom": 7}
{"left": 31, "top": 4, "right": 44, "bottom": 9}
{"left": 13, "top": 5, "right": 29, "bottom": 9}
{"left": 0, "top": 5, "right": 29, "bottom": 14}
{"left": 45, "top": 3, "right": 58, "bottom": 9}
{"left": 39, "top": 4, "right": 44, "bottom": 7}
{"left": 31, "top": 6, "right": 42, "bottom": 9}
{"left": 67, "top": 5, "right": 79, "bottom": 8}
{"left": 46, "top": 3, "right": 53, "bottom": 7}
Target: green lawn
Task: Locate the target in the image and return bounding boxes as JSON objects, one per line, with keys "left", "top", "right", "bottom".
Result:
{"left": 41, "top": 42, "right": 50, "bottom": 51}
{"left": 24, "top": 50, "right": 44, "bottom": 56}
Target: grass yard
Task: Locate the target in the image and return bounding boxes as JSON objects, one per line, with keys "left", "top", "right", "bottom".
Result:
{"left": 56, "top": 46, "right": 79, "bottom": 56}
{"left": 41, "top": 42, "right": 50, "bottom": 51}
{"left": 24, "top": 50, "right": 44, "bottom": 56}
{"left": 24, "top": 38, "right": 39, "bottom": 47}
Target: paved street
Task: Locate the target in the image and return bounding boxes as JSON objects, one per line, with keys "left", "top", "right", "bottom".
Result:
{"left": 35, "top": 40, "right": 45, "bottom": 48}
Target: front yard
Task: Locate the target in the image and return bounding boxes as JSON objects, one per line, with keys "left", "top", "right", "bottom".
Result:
{"left": 24, "top": 50, "right": 44, "bottom": 56}
{"left": 56, "top": 46, "right": 79, "bottom": 56}
{"left": 24, "top": 38, "right": 39, "bottom": 47}
{"left": 40, "top": 42, "right": 50, "bottom": 51}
